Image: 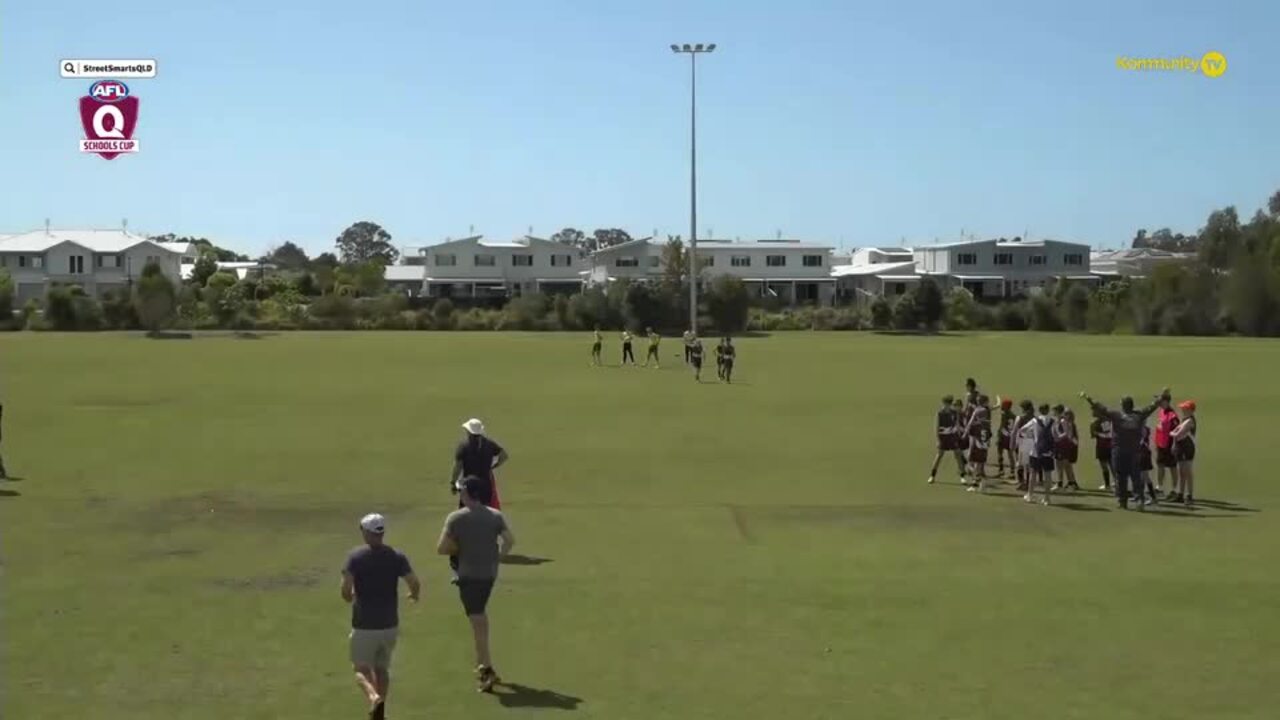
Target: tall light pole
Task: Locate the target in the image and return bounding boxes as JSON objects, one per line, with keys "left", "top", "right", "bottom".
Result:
{"left": 671, "top": 42, "right": 715, "bottom": 334}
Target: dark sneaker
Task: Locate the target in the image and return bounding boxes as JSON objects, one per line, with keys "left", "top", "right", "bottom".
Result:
{"left": 370, "top": 699, "right": 386, "bottom": 720}
{"left": 477, "top": 665, "right": 499, "bottom": 693}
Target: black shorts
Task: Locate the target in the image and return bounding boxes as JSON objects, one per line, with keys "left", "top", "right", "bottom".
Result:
{"left": 1175, "top": 442, "right": 1196, "bottom": 462}
{"left": 968, "top": 448, "right": 988, "bottom": 464}
{"left": 1138, "top": 451, "right": 1154, "bottom": 472}
{"left": 647, "top": 346, "right": 659, "bottom": 357}
{"left": 937, "top": 434, "right": 959, "bottom": 451}
{"left": 592, "top": 342, "right": 601, "bottom": 353}
{"left": 1156, "top": 446, "right": 1177, "bottom": 468}
{"left": 692, "top": 357, "right": 702, "bottom": 369}
{"left": 1033, "top": 455, "right": 1055, "bottom": 473}
{"left": 1055, "top": 445, "right": 1078, "bottom": 464}
{"left": 997, "top": 434, "right": 1011, "bottom": 451}
{"left": 457, "top": 578, "right": 495, "bottom": 616}
{"left": 1095, "top": 445, "right": 1112, "bottom": 463}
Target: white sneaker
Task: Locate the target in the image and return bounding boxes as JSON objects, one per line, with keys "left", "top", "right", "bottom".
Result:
{"left": 1023, "top": 493, "right": 1034, "bottom": 503}
{"left": 966, "top": 485, "right": 979, "bottom": 493}
{"left": 1098, "top": 484, "right": 1109, "bottom": 491}
{"left": 928, "top": 476, "right": 935, "bottom": 484}
{"left": 1041, "top": 498, "right": 1050, "bottom": 506}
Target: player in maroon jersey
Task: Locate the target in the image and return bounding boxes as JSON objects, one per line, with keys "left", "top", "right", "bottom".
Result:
{"left": 1052, "top": 405, "right": 1080, "bottom": 491}
{"left": 964, "top": 395, "right": 993, "bottom": 492}
{"left": 1089, "top": 412, "right": 1114, "bottom": 491}
{"left": 995, "top": 397, "right": 1016, "bottom": 479}
{"left": 928, "top": 396, "right": 965, "bottom": 484}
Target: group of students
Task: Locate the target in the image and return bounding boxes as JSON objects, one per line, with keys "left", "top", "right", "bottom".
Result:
{"left": 929, "top": 379, "right": 1200, "bottom": 510}
{"left": 592, "top": 328, "right": 737, "bottom": 382}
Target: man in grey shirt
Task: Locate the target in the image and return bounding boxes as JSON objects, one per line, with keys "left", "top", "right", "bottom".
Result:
{"left": 437, "top": 476, "right": 515, "bottom": 693}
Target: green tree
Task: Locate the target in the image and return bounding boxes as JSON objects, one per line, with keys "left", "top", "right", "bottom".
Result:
{"left": 943, "top": 287, "right": 980, "bottom": 330}
{"left": 549, "top": 227, "right": 587, "bottom": 250}
{"left": 891, "top": 292, "right": 919, "bottom": 330}
{"left": 189, "top": 251, "right": 219, "bottom": 287}
{"left": 1198, "top": 206, "right": 1242, "bottom": 269}
{"left": 100, "top": 288, "right": 138, "bottom": 329}
{"left": 0, "top": 268, "right": 14, "bottom": 323}
{"left": 869, "top": 296, "right": 892, "bottom": 330}
{"left": 1061, "top": 284, "right": 1091, "bottom": 332}
{"left": 335, "top": 221, "right": 397, "bottom": 265}
{"left": 1225, "top": 249, "right": 1280, "bottom": 336}
{"left": 334, "top": 262, "right": 387, "bottom": 297}
{"left": 705, "top": 275, "right": 750, "bottom": 334}
{"left": 503, "top": 293, "right": 550, "bottom": 330}
{"left": 262, "top": 241, "right": 311, "bottom": 271}
{"left": 152, "top": 234, "right": 248, "bottom": 262}
{"left": 622, "top": 282, "right": 664, "bottom": 331}
{"left": 914, "top": 278, "right": 944, "bottom": 331}
{"left": 133, "top": 261, "right": 177, "bottom": 334}
{"left": 1028, "top": 293, "right": 1062, "bottom": 331}
{"left": 432, "top": 298, "right": 456, "bottom": 329}
{"left": 44, "top": 286, "right": 80, "bottom": 330}
{"left": 591, "top": 228, "right": 633, "bottom": 252}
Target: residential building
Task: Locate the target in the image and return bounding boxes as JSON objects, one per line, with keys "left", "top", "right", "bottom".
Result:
{"left": 587, "top": 238, "right": 837, "bottom": 305}
{"left": 833, "top": 239, "right": 1095, "bottom": 303}
{"left": 0, "top": 229, "right": 185, "bottom": 303}
{"left": 1090, "top": 248, "right": 1194, "bottom": 278}
{"left": 413, "top": 235, "right": 584, "bottom": 298}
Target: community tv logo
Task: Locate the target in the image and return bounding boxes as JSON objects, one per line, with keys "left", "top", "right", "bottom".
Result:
{"left": 79, "top": 79, "right": 140, "bottom": 160}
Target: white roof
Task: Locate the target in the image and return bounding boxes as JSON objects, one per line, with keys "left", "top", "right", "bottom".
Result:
{"left": 384, "top": 265, "right": 425, "bottom": 282}
{"left": 0, "top": 228, "right": 170, "bottom": 254}
{"left": 697, "top": 241, "right": 833, "bottom": 251}
{"left": 952, "top": 274, "right": 1007, "bottom": 281}
{"left": 831, "top": 261, "right": 918, "bottom": 277}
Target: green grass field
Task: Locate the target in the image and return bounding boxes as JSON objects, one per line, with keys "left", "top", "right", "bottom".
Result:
{"left": 2, "top": 331, "right": 1275, "bottom": 719}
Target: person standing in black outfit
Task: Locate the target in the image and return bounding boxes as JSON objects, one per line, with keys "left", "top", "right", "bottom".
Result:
{"left": 450, "top": 418, "right": 509, "bottom": 509}
{"left": 1081, "top": 389, "right": 1166, "bottom": 510}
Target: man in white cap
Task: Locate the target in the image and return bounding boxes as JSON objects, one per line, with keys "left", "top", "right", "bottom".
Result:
{"left": 450, "top": 418, "right": 508, "bottom": 510}
{"left": 341, "top": 513, "right": 421, "bottom": 720}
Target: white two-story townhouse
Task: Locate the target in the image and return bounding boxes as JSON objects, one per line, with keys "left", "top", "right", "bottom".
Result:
{"left": 409, "top": 235, "right": 585, "bottom": 299}
{"left": 913, "top": 238, "right": 1095, "bottom": 299}
{"left": 0, "top": 229, "right": 185, "bottom": 304}
{"left": 587, "top": 238, "right": 837, "bottom": 305}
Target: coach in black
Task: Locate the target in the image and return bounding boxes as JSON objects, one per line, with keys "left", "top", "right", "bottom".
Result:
{"left": 1081, "top": 389, "right": 1166, "bottom": 510}
{"left": 450, "top": 418, "right": 508, "bottom": 508}
{"left": 341, "top": 513, "right": 421, "bottom": 720}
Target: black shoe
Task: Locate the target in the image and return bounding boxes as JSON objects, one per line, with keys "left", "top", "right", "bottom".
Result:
{"left": 477, "top": 665, "right": 499, "bottom": 693}
{"left": 370, "top": 699, "right": 386, "bottom": 720}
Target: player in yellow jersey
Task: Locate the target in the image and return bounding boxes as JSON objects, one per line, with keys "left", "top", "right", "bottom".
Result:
{"left": 643, "top": 328, "right": 661, "bottom": 368}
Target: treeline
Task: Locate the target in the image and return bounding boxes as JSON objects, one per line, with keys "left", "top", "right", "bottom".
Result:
{"left": 3, "top": 194, "right": 1280, "bottom": 336}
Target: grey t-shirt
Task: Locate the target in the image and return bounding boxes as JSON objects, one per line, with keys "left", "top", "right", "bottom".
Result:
{"left": 445, "top": 506, "right": 508, "bottom": 580}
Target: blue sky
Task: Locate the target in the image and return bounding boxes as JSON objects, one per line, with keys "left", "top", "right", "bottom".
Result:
{"left": 2, "top": 0, "right": 1277, "bottom": 256}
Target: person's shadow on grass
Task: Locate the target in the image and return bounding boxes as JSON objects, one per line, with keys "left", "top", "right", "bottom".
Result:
{"left": 0, "top": 487, "right": 20, "bottom": 497}
{"left": 500, "top": 554, "right": 553, "bottom": 566}
{"left": 492, "top": 682, "right": 583, "bottom": 710}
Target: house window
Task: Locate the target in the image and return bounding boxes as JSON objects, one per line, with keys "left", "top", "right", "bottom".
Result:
{"left": 994, "top": 252, "right": 1013, "bottom": 266}
{"left": 435, "top": 254, "right": 457, "bottom": 266}
{"left": 957, "top": 253, "right": 978, "bottom": 266}
{"left": 19, "top": 256, "right": 27, "bottom": 268}
{"left": 145, "top": 255, "right": 160, "bottom": 266}
{"left": 892, "top": 282, "right": 906, "bottom": 295}
{"left": 766, "top": 255, "right": 787, "bottom": 267}
{"left": 1064, "top": 253, "right": 1083, "bottom": 266}
{"left": 68, "top": 255, "right": 85, "bottom": 274}
{"left": 97, "top": 255, "right": 120, "bottom": 268}
{"left": 550, "top": 254, "right": 572, "bottom": 267}
{"left": 731, "top": 255, "right": 751, "bottom": 267}
{"left": 474, "top": 254, "right": 496, "bottom": 267}
{"left": 615, "top": 256, "right": 639, "bottom": 268}
{"left": 33, "top": 256, "right": 44, "bottom": 269}
{"left": 1030, "top": 255, "right": 1047, "bottom": 266}
{"left": 647, "top": 256, "right": 660, "bottom": 267}
{"left": 512, "top": 254, "right": 533, "bottom": 267}
{"left": 803, "top": 254, "right": 824, "bottom": 267}
{"left": 701, "top": 255, "right": 715, "bottom": 267}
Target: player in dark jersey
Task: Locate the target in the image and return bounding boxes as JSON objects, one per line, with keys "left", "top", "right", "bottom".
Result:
{"left": 928, "top": 396, "right": 965, "bottom": 484}
{"left": 0, "top": 401, "right": 7, "bottom": 480}
{"left": 1090, "top": 413, "right": 1114, "bottom": 490}
{"left": 995, "top": 397, "right": 1016, "bottom": 479}
{"left": 1171, "top": 400, "right": 1198, "bottom": 507}
{"left": 689, "top": 337, "right": 705, "bottom": 382}
{"left": 714, "top": 338, "right": 726, "bottom": 380}
{"left": 1052, "top": 405, "right": 1080, "bottom": 492}
{"left": 720, "top": 337, "right": 736, "bottom": 383}
{"left": 591, "top": 327, "right": 603, "bottom": 366}
{"left": 964, "top": 395, "right": 993, "bottom": 492}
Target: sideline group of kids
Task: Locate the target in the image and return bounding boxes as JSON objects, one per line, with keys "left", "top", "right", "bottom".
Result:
{"left": 929, "top": 379, "right": 1200, "bottom": 510}
{"left": 590, "top": 328, "right": 737, "bottom": 382}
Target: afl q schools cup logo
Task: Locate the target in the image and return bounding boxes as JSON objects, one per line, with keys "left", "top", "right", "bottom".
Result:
{"left": 79, "top": 79, "right": 140, "bottom": 160}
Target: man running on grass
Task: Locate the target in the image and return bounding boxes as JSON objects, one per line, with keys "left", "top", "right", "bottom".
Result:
{"left": 928, "top": 395, "right": 965, "bottom": 484}
{"left": 341, "top": 513, "right": 421, "bottom": 720}
{"left": 689, "top": 335, "right": 705, "bottom": 381}
{"left": 438, "top": 477, "right": 516, "bottom": 693}
{"left": 719, "top": 337, "right": 736, "bottom": 383}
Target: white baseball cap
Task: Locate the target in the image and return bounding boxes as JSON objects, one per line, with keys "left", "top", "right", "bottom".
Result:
{"left": 359, "top": 513, "right": 386, "bottom": 534}
{"left": 462, "top": 418, "right": 486, "bottom": 435}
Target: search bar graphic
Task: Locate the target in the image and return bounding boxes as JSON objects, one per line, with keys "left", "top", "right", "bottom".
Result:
{"left": 61, "top": 59, "right": 157, "bottom": 78}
